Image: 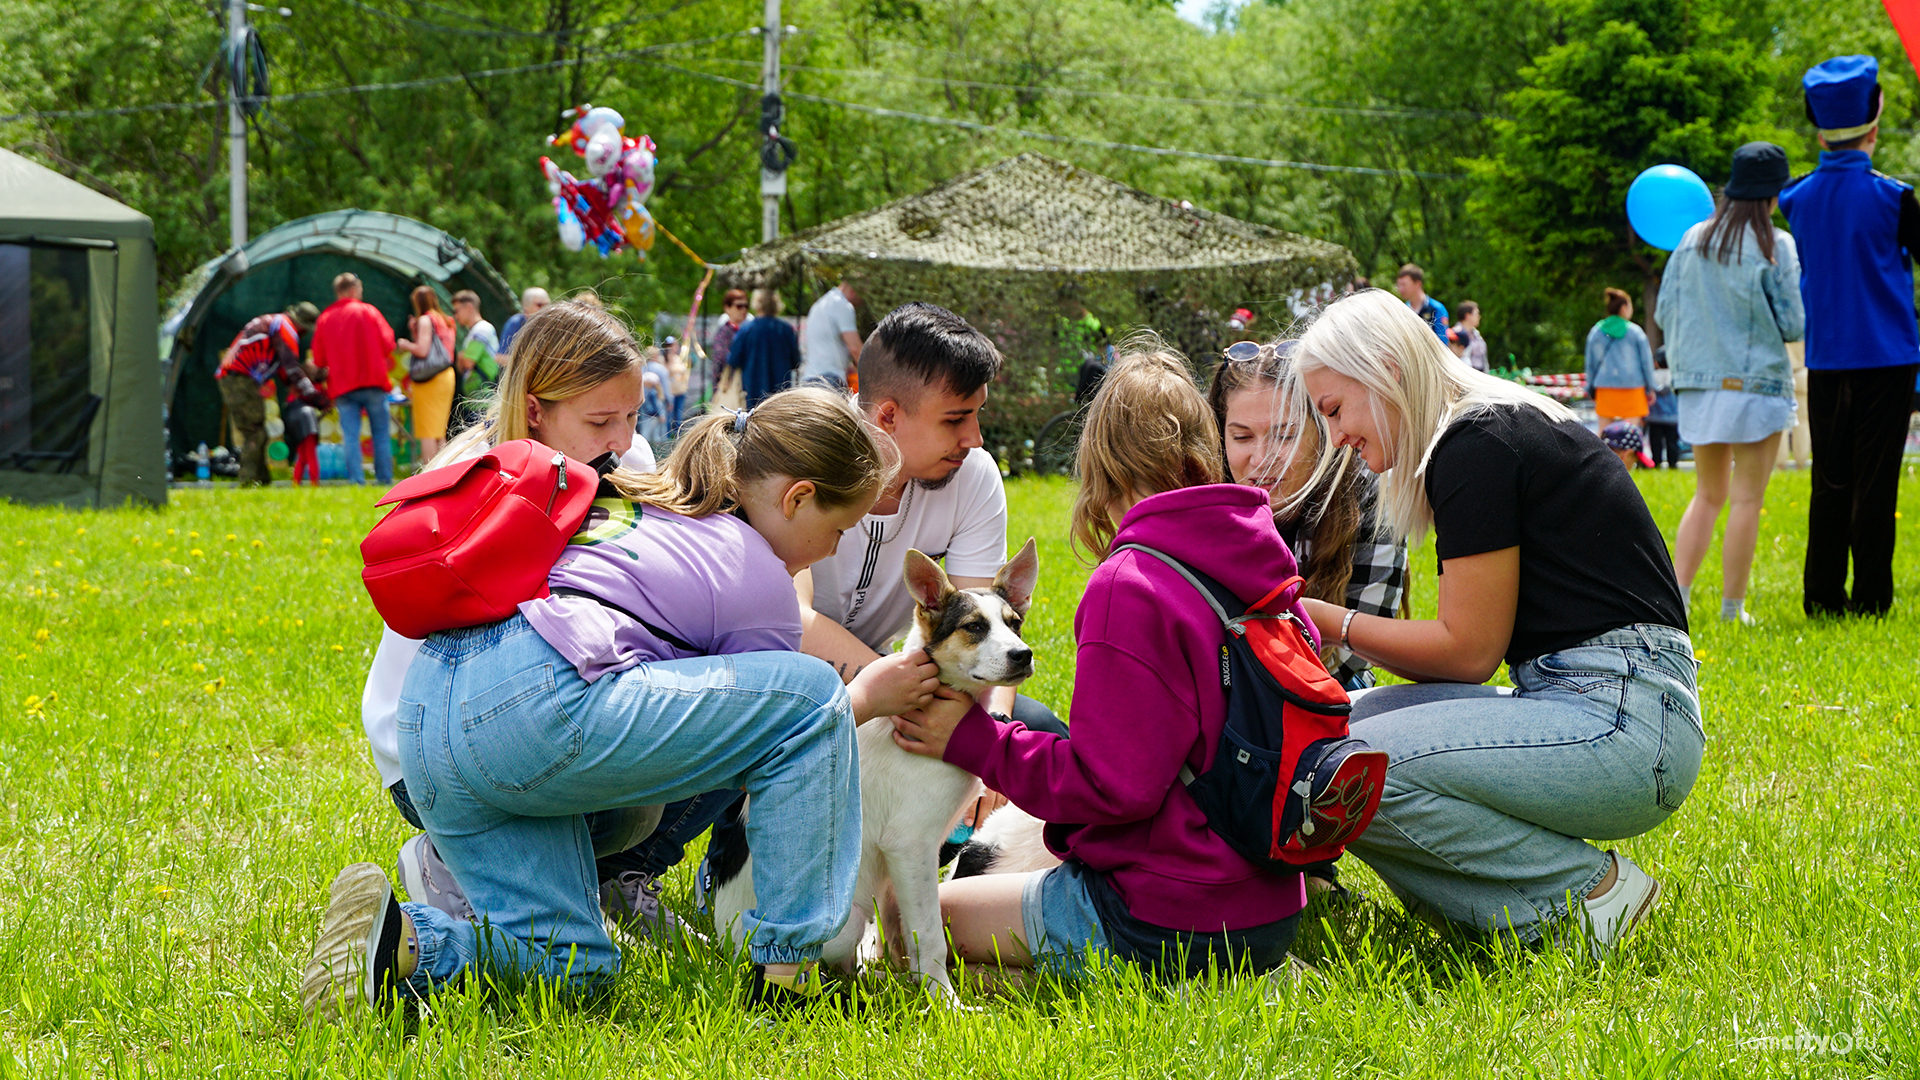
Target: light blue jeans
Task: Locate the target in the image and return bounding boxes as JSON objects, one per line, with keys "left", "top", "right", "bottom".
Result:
{"left": 334, "top": 386, "right": 394, "bottom": 485}
{"left": 1344, "top": 624, "right": 1702, "bottom": 940}
{"left": 394, "top": 615, "right": 860, "bottom": 993}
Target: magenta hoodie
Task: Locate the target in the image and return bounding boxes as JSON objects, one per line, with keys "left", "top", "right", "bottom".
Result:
{"left": 942, "top": 484, "right": 1315, "bottom": 932}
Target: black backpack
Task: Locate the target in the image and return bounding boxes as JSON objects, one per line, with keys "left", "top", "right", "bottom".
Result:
{"left": 1116, "top": 544, "right": 1389, "bottom": 873}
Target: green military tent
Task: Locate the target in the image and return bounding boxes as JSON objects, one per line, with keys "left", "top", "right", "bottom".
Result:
{"left": 160, "top": 210, "right": 515, "bottom": 470}
{"left": 0, "top": 148, "right": 165, "bottom": 508}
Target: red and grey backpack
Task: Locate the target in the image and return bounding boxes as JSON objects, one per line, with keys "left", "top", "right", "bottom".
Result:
{"left": 1116, "top": 544, "right": 1390, "bottom": 872}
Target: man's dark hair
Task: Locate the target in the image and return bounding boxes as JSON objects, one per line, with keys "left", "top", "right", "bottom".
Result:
{"left": 1395, "top": 263, "right": 1424, "bottom": 284}
{"left": 858, "top": 302, "right": 1002, "bottom": 409}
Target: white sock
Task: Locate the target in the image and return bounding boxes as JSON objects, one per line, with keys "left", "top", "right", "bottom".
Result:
{"left": 1720, "top": 597, "right": 1745, "bottom": 621}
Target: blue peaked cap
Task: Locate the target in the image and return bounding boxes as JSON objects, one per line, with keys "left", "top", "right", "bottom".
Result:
{"left": 1803, "top": 55, "right": 1880, "bottom": 130}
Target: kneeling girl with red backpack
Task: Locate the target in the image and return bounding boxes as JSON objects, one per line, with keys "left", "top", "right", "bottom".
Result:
{"left": 303, "top": 303, "right": 929, "bottom": 1018}
{"left": 894, "top": 343, "right": 1384, "bottom": 980}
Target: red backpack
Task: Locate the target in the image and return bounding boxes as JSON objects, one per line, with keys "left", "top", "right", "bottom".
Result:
{"left": 361, "top": 440, "right": 598, "bottom": 639}
{"left": 1116, "top": 544, "right": 1389, "bottom": 872}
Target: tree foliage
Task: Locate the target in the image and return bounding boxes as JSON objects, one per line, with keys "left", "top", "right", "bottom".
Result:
{"left": 0, "top": 0, "right": 1909, "bottom": 370}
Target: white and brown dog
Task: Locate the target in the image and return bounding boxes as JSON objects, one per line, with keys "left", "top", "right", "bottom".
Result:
{"left": 712, "top": 539, "right": 1039, "bottom": 1004}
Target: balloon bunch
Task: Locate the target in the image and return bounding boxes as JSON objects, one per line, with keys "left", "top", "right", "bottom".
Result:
{"left": 539, "top": 104, "right": 659, "bottom": 257}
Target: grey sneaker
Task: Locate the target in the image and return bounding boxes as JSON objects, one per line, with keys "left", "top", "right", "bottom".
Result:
{"left": 601, "top": 871, "right": 686, "bottom": 943}
{"left": 397, "top": 833, "right": 475, "bottom": 922}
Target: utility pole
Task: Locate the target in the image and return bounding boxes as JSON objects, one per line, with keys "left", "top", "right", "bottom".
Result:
{"left": 759, "top": 0, "right": 783, "bottom": 242}
{"left": 227, "top": 0, "right": 248, "bottom": 251}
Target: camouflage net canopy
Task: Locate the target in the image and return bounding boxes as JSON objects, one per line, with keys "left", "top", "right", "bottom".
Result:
{"left": 712, "top": 153, "right": 1358, "bottom": 447}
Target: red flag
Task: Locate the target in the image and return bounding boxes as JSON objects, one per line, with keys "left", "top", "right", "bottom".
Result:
{"left": 1884, "top": 0, "right": 1920, "bottom": 75}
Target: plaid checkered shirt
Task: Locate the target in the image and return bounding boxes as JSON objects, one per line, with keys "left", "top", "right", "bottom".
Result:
{"left": 1292, "top": 503, "right": 1407, "bottom": 689}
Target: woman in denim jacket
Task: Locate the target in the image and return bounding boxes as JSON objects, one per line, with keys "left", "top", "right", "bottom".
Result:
{"left": 1584, "top": 289, "right": 1656, "bottom": 425}
{"left": 1656, "top": 142, "right": 1804, "bottom": 625}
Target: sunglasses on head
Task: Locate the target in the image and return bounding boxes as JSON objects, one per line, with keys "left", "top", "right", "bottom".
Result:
{"left": 1222, "top": 340, "right": 1296, "bottom": 364}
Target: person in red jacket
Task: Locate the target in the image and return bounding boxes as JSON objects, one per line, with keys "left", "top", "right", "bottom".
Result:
{"left": 217, "top": 302, "right": 326, "bottom": 486}
{"left": 311, "top": 272, "right": 398, "bottom": 484}
{"left": 894, "top": 342, "right": 1312, "bottom": 980}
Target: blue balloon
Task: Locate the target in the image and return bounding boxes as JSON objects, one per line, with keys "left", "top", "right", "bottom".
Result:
{"left": 1626, "top": 165, "right": 1716, "bottom": 252}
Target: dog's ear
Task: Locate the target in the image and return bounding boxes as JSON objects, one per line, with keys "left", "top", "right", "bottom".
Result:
{"left": 902, "top": 549, "right": 955, "bottom": 610}
{"left": 995, "top": 537, "right": 1040, "bottom": 615}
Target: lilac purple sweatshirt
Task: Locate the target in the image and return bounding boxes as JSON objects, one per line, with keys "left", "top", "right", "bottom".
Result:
{"left": 943, "top": 484, "right": 1314, "bottom": 932}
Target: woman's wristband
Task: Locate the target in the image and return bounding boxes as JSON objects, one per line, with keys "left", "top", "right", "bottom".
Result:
{"left": 1340, "top": 609, "right": 1359, "bottom": 651}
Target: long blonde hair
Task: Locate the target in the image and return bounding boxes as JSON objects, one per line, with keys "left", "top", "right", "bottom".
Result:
{"left": 435, "top": 299, "right": 640, "bottom": 466}
{"left": 1070, "top": 334, "right": 1223, "bottom": 562}
{"left": 1281, "top": 289, "right": 1573, "bottom": 543}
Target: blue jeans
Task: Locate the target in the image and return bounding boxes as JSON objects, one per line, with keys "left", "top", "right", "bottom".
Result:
{"left": 395, "top": 615, "right": 860, "bottom": 991}
{"left": 1344, "top": 624, "right": 1702, "bottom": 940}
{"left": 335, "top": 386, "right": 394, "bottom": 484}
{"left": 389, "top": 780, "right": 662, "bottom": 872}
{"left": 596, "top": 789, "right": 745, "bottom": 879}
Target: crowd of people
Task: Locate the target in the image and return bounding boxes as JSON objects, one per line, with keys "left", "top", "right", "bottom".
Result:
{"left": 277, "top": 51, "right": 1905, "bottom": 1023}
{"left": 214, "top": 275, "right": 536, "bottom": 486}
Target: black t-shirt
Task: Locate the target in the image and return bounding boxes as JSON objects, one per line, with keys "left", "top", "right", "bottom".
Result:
{"left": 1425, "top": 405, "right": 1686, "bottom": 666}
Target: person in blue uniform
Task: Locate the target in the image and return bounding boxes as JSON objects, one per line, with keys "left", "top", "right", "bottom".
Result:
{"left": 1779, "top": 55, "right": 1920, "bottom": 618}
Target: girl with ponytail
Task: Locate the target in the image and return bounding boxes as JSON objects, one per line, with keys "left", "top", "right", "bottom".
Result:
{"left": 308, "top": 303, "right": 930, "bottom": 1018}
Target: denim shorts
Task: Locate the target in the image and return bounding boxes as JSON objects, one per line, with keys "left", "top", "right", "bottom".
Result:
{"left": 1020, "top": 860, "right": 1111, "bottom": 976}
{"left": 1021, "top": 860, "right": 1300, "bottom": 979}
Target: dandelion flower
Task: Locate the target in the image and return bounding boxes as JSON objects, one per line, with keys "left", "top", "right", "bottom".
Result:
{"left": 33, "top": 629, "right": 48, "bottom": 642}
{"left": 330, "top": 644, "right": 345, "bottom": 653}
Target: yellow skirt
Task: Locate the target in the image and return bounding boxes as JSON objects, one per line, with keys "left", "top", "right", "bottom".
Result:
{"left": 411, "top": 367, "right": 456, "bottom": 440}
{"left": 1593, "top": 385, "right": 1648, "bottom": 420}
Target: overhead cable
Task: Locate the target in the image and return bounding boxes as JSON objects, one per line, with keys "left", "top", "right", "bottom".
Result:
{"left": 692, "top": 55, "right": 1492, "bottom": 120}
{"left": 0, "top": 31, "right": 751, "bottom": 123}
{"left": 859, "top": 37, "right": 1497, "bottom": 120}
{"left": 650, "top": 61, "right": 1466, "bottom": 179}
{"left": 336, "top": 0, "right": 711, "bottom": 40}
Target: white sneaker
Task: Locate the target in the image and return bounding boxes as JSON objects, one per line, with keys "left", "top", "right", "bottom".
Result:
{"left": 397, "top": 833, "right": 475, "bottom": 922}
{"left": 300, "top": 863, "right": 413, "bottom": 1022}
{"left": 1581, "top": 850, "right": 1661, "bottom": 959}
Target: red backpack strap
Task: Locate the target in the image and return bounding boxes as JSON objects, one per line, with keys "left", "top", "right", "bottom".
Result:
{"left": 1250, "top": 576, "right": 1304, "bottom": 613}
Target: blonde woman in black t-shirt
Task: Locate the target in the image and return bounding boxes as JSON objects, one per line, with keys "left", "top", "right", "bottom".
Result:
{"left": 1276, "top": 289, "right": 1699, "bottom": 957}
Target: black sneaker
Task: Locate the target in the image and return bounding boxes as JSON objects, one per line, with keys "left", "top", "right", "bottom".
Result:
{"left": 300, "top": 863, "right": 414, "bottom": 1022}
{"left": 747, "top": 962, "right": 855, "bottom": 1014}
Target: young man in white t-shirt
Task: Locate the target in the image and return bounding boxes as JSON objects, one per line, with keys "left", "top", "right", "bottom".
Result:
{"left": 797, "top": 303, "right": 1065, "bottom": 838}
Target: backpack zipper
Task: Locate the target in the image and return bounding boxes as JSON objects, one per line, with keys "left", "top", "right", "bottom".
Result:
{"left": 545, "top": 451, "right": 568, "bottom": 515}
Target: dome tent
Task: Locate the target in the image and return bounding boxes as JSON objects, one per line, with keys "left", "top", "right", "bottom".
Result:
{"left": 0, "top": 148, "right": 164, "bottom": 509}
{"left": 712, "top": 153, "right": 1357, "bottom": 442}
{"left": 161, "top": 210, "right": 515, "bottom": 470}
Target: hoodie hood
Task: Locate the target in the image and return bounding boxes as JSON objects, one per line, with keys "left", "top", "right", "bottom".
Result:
{"left": 1111, "top": 483, "right": 1317, "bottom": 647}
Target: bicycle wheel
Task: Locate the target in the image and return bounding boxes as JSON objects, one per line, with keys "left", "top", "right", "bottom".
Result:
{"left": 1032, "top": 409, "right": 1083, "bottom": 477}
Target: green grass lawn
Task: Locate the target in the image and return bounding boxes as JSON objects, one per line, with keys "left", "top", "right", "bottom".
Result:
{"left": 2, "top": 468, "right": 1917, "bottom": 1077}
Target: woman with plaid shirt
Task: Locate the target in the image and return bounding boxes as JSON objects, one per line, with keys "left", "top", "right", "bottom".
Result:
{"left": 1209, "top": 340, "right": 1408, "bottom": 691}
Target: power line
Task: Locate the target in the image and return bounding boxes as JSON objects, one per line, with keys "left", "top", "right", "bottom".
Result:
{"left": 860, "top": 37, "right": 1498, "bottom": 120}
{"left": 1, "top": 36, "right": 1463, "bottom": 177}
{"left": 650, "top": 60, "right": 1466, "bottom": 179}
{"left": 0, "top": 31, "right": 752, "bottom": 124}
{"left": 694, "top": 55, "right": 1489, "bottom": 121}
{"left": 336, "top": 0, "right": 711, "bottom": 41}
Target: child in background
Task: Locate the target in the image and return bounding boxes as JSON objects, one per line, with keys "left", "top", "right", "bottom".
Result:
{"left": 284, "top": 400, "right": 321, "bottom": 486}
{"left": 1647, "top": 348, "right": 1681, "bottom": 468}
{"left": 1601, "top": 421, "right": 1654, "bottom": 471}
